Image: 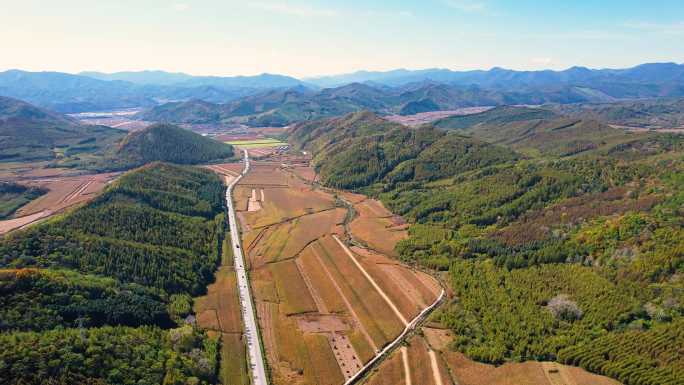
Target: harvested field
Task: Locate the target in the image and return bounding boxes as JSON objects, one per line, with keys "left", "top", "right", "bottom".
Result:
{"left": 0, "top": 210, "right": 50, "bottom": 235}
{"left": 248, "top": 188, "right": 262, "bottom": 212}
{"left": 194, "top": 233, "right": 248, "bottom": 385}
{"left": 290, "top": 166, "right": 317, "bottom": 183}
{"left": 241, "top": 180, "right": 336, "bottom": 228}
{"left": 0, "top": 171, "right": 119, "bottom": 234}
{"left": 366, "top": 348, "right": 406, "bottom": 385}
{"left": 349, "top": 198, "right": 408, "bottom": 257}
{"left": 233, "top": 155, "right": 441, "bottom": 385}
{"left": 219, "top": 333, "right": 249, "bottom": 385}
{"left": 248, "top": 147, "right": 281, "bottom": 158}
{"left": 384, "top": 107, "right": 492, "bottom": 127}
{"left": 315, "top": 236, "right": 404, "bottom": 347}
{"left": 329, "top": 333, "right": 364, "bottom": 381}
{"left": 205, "top": 162, "right": 243, "bottom": 177}
{"left": 14, "top": 172, "right": 118, "bottom": 217}
{"left": 0, "top": 162, "right": 79, "bottom": 180}
{"left": 226, "top": 138, "right": 287, "bottom": 148}
{"left": 297, "top": 246, "right": 349, "bottom": 314}
{"left": 366, "top": 336, "right": 452, "bottom": 385}
{"left": 270, "top": 260, "right": 318, "bottom": 315}
{"left": 247, "top": 208, "right": 345, "bottom": 266}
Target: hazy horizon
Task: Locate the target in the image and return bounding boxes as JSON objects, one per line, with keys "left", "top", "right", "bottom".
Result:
{"left": 4, "top": 60, "right": 684, "bottom": 81}
{"left": 3, "top": 0, "right": 684, "bottom": 78}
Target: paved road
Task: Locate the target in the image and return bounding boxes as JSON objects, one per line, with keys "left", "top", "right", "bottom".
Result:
{"left": 226, "top": 150, "right": 269, "bottom": 385}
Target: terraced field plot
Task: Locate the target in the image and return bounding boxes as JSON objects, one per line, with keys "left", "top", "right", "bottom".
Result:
{"left": 234, "top": 158, "right": 440, "bottom": 385}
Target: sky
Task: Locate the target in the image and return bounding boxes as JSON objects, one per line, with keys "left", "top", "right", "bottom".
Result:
{"left": 2, "top": 0, "right": 683, "bottom": 78}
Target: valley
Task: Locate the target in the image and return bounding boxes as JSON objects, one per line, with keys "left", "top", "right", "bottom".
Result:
{"left": 216, "top": 147, "right": 442, "bottom": 384}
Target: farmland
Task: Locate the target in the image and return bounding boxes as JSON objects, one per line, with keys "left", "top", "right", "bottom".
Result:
{"left": 0, "top": 170, "right": 119, "bottom": 234}
{"left": 226, "top": 149, "right": 441, "bottom": 385}
{"left": 226, "top": 138, "right": 288, "bottom": 148}
{"left": 194, "top": 234, "right": 249, "bottom": 385}
{"left": 365, "top": 328, "right": 622, "bottom": 385}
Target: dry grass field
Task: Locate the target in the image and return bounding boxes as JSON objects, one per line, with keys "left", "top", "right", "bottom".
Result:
{"left": 348, "top": 198, "right": 408, "bottom": 257}
{"left": 225, "top": 153, "right": 440, "bottom": 385}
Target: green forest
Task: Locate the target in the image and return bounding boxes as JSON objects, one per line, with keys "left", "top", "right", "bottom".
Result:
{"left": 0, "top": 162, "right": 226, "bottom": 384}
{"left": 290, "top": 110, "right": 684, "bottom": 385}
{"left": 90, "top": 123, "right": 235, "bottom": 171}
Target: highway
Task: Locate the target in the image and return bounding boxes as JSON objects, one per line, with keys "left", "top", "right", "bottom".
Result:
{"left": 226, "top": 150, "right": 269, "bottom": 385}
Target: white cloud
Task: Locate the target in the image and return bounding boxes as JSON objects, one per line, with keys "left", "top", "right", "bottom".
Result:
{"left": 532, "top": 57, "right": 553, "bottom": 65}
{"left": 442, "top": 0, "right": 485, "bottom": 12}
{"left": 172, "top": 3, "right": 189, "bottom": 12}
{"left": 248, "top": 2, "right": 337, "bottom": 17}
{"left": 623, "top": 21, "right": 684, "bottom": 35}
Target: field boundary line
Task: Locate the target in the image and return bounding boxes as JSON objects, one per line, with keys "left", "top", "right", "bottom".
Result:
{"left": 250, "top": 206, "right": 338, "bottom": 229}
{"left": 429, "top": 349, "right": 445, "bottom": 385}
{"left": 332, "top": 234, "right": 409, "bottom": 326}
{"left": 401, "top": 347, "right": 412, "bottom": 385}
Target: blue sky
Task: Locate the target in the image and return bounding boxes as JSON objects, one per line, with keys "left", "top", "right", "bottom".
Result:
{"left": 2, "top": 0, "right": 683, "bottom": 77}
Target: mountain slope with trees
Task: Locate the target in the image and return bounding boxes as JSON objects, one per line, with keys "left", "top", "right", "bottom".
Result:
{"left": 101, "top": 123, "right": 234, "bottom": 170}
{"left": 0, "top": 96, "right": 125, "bottom": 163}
{"left": 0, "top": 163, "right": 226, "bottom": 384}
{"left": 291, "top": 111, "right": 684, "bottom": 385}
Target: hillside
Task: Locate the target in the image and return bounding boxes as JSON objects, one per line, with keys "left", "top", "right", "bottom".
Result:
{"left": 432, "top": 105, "right": 559, "bottom": 130}
{"left": 0, "top": 96, "right": 125, "bottom": 162}
{"left": 292, "top": 111, "right": 684, "bottom": 385}
{"left": 0, "top": 182, "right": 47, "bottom": 219}
{"left": 432, "top": 106, "right": 635, "bottom": 157}
{"left": 289, "top": 111, "right": 518, "bottom": 189}
{"left": 106, "top": 123, "right": 234, "bottom": 170}
{"left": 0, "top": 163, "right": 225, "bottom": 384}
{"left": 545, "top": 98, "right": 684, "bottom": 129}
{"left": 141, "top": 81, "right": 623, "bottom": 127}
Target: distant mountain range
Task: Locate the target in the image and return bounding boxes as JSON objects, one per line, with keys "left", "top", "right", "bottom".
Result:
{"left": 1, "top": 62, "right": 683, "bottom": 115}
{"left": 0, "top": 70, "right": 303, "bottom": 113}
{"left": 306, "top": 62, "right": 684, "bottom": 88}
{"left": 138, "top": 80, "right": 658, "bottom": 127}
{"left": 80, "top": 70, "right": 305, "bottom": 89}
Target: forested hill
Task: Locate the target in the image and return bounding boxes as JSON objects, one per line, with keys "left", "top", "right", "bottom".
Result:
{"left": 288, "top": 111, "right": 519, "bottom": 189}
{"left": 0, "top": 163, "right": 226, "bottom": 384}
{"left": 431, "top": 105, "right": 637, "bottom": 157}
{"left": 103, "top": 123, "right": 234, "bottom": 170}
{"left": 0, "top": 96, "right": 125, "bottom": 163}
{"left": 295, "top": 110, "right": 684, "bottom": 385}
